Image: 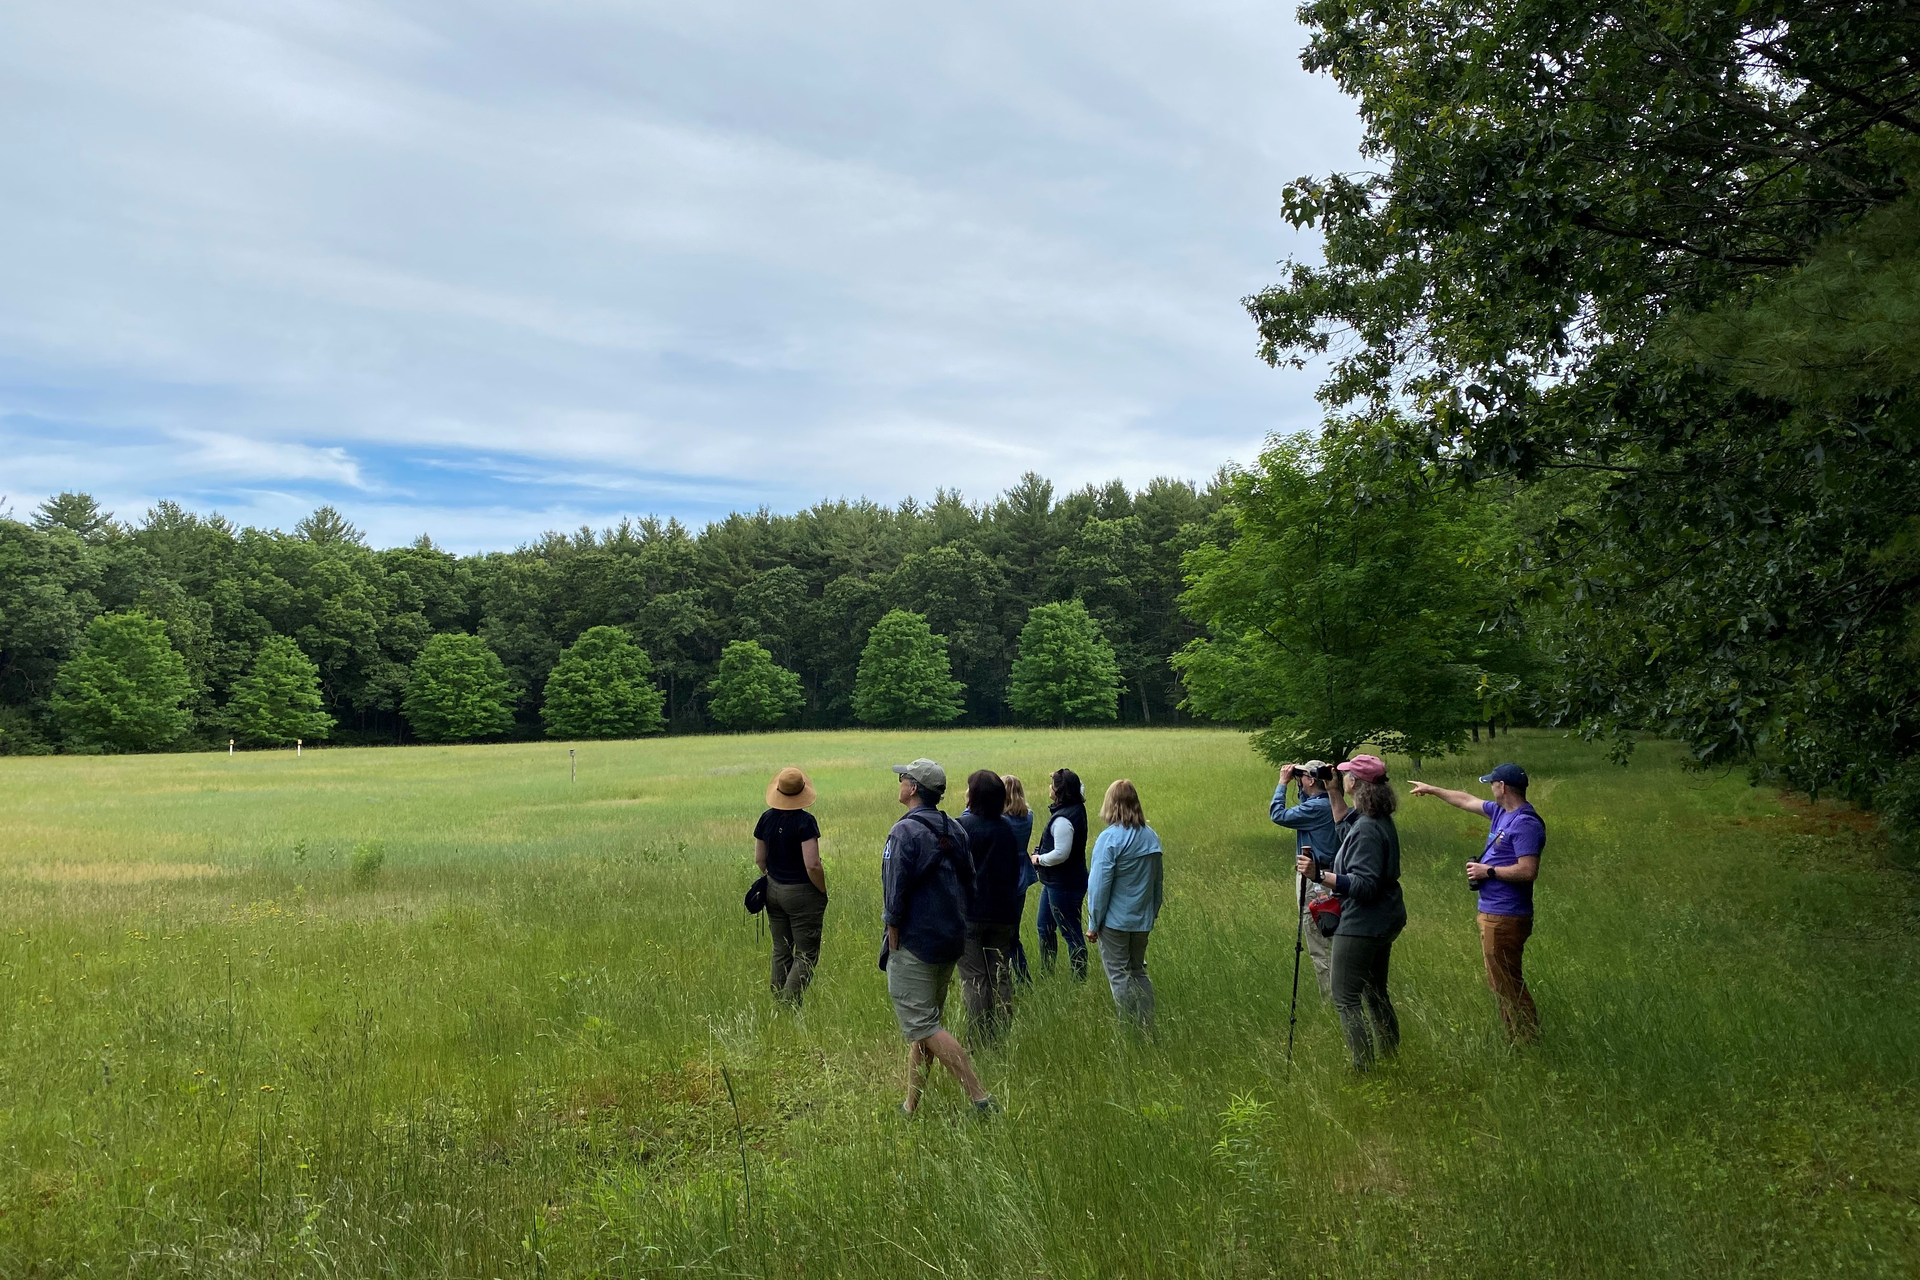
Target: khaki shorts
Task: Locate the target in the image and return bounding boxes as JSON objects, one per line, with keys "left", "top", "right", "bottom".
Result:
{"left": 886, "top": 948, "right": 955, "bottom": 1043}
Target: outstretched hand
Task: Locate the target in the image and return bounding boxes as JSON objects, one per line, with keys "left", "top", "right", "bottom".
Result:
{"left": 1409, "top": 780, "right": 1441, "bottom": 797}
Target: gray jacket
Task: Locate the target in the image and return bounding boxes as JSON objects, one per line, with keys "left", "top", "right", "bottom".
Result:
{"left": 1331, "top": 814, "right": 1406, "bottom": 939}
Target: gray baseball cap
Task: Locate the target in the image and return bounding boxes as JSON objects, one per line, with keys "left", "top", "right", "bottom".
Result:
{"left": 891, "top": 758, "right": 946, "bottom": 791}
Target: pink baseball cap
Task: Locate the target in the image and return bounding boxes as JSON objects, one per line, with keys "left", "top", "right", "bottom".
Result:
{"left": 1337, "top": 754, "right": 1387, "bottom": 780}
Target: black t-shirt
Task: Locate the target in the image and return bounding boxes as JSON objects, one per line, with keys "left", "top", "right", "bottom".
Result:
{"left": 754, "top": 807, "right": 820, "bottom": 884}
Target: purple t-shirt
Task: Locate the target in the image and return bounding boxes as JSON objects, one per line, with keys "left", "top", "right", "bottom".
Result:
{"left": 1477, "top": 801, "right": 1544, "bottom": 917}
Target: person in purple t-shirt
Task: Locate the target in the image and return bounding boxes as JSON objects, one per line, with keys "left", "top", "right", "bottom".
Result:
{"left": 1410, "top": 763, "right": 1544, "bottom": 1042}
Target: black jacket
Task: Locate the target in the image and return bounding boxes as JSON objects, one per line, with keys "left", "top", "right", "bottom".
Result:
{"left": 1331, "top": 814, "right": 1407, "bottom": 939}
{"left": 958, "top": 810, "right": 1025, "bottom": 926}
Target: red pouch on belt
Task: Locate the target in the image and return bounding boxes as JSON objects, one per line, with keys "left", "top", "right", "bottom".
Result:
{"left": 1307, "top": 895, "right": 1342, "bottom": 937}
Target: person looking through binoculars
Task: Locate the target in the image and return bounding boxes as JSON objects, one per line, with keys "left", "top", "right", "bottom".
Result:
{"left": 1271, "top": 759, "right": 1349, "bottom": 999}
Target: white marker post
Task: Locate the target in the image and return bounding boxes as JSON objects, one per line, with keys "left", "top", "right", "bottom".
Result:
{"left": 228, "top": 738, "right": 234, "bottom": 756}
{"left": 570, "top": 748, "right": 577, "bottom": 784}
{"left": 296, "top": 738, "right": 303, "bottom": 758}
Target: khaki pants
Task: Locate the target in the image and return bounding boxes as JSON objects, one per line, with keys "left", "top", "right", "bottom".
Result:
{"left": 767, "top": 879, "right": 827, "bottom": 1005}
{"left": 1298, "top": 874, "right": 1333, "bottom": 999}
{"left": 1478, "top": 911, "right": 1539, "bottom": 1042}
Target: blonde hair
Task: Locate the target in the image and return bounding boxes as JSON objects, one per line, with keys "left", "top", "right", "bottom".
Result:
{"left": 1100, "top": 778, "right": 1145, "bottom": 829}
{"left": 1001, "top": 774, "right": 1030, "bottom": 819}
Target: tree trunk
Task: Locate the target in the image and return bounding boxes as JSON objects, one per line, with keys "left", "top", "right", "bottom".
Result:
{"left": 1138, "top": 678, "right": 1152, "bottom": 726}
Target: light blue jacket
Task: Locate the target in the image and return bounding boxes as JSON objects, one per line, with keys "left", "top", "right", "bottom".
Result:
{"left": 1271, "top": 785, "right": 1338, "bottom": 870}
{"left": 1086, "top": 823, "right": 1164, "bottom": 933}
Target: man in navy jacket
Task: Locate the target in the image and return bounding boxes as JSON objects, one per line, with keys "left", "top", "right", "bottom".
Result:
{"left": 882, "top": 758, "right": 996, "bottom": 1116}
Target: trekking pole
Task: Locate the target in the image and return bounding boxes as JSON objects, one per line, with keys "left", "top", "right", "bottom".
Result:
{"left": 1286, "top": 847, "right": 1309, "bottom": 1073}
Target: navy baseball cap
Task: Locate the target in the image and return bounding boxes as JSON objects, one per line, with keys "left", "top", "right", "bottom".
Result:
{"left": 1480, "top": 763, "right": 1528, "bottom": 788}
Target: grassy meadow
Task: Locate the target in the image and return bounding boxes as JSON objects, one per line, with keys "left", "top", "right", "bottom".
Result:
{"left": 0, "top": 727, "right": 1915, "bottom": 1278}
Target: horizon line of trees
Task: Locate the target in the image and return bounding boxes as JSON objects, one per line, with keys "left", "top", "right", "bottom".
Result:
{"left": 0, "top": 476, "right": 1255, "bottom": 752}
{"left": 2, "top": 458, "right": 1543, "bottom": 762}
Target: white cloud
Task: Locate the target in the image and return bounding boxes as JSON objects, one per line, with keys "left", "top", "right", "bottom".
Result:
{"left": 0, "top": 0, "right": 1360, "bottom": 545}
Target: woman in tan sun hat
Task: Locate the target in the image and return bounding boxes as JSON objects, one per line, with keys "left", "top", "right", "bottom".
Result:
{"left": 755, "top": 766, "right": 827, "bottom": 1005}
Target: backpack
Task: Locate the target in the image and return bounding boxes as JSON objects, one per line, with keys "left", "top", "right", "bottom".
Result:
{"left": 877, "top": 810, "right": 973, "bottom": 970}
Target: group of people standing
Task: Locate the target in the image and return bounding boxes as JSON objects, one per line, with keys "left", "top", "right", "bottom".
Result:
{"left": 750, "top": 756, "right": 1166, "bottom": 1116}
{"left": 749, "top": 747, "right": 1545, "bottom": 1109}
{"left": 1272, "top": 755, "right": 1545, "bottom": 1071}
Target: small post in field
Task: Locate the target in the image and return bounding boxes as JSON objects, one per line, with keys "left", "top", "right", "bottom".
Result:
{"left": 228, "top": 738, "right": 234, "bottom": 756}
{"left": 570, "top": 748, "right": 576, "bottom": 784}
{"left": 296, "top": 739, "right": 302, "bottom": 758}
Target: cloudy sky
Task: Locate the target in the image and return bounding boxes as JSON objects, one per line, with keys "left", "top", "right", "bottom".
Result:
{"left": 0, "top": 1, "right": 1361, "bottom": 550}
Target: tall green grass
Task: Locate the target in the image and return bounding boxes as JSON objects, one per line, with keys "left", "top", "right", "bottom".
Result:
{"left": 0, "top": 729, "right": 1913, "bottom": 1277}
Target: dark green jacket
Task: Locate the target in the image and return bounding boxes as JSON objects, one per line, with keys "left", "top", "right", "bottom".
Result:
{"left": 1331, "top": 814, "right": 1406, "bottom": 938}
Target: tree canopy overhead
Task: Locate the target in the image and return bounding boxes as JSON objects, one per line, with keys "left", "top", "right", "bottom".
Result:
{"left": 1256, "top": 0, "right": 1920, "bottom": 804}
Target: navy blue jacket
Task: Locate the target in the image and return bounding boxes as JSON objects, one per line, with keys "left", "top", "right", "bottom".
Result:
{"left": 881, "top": 806, "right": 974, "bottom": 964}
{"left": 958, "top": 810, "right": 1025, "bottom": 926}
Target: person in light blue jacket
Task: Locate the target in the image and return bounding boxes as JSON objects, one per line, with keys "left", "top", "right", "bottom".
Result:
{"left": 1085, "top": 778, "right": 1165, "bottom": 1030}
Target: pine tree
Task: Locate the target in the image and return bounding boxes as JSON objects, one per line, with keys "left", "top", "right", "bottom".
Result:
{"left": 707, "top": 640, "right": 805, "bottom": 730}
{"left": 852, "top": 610, "right": 964, "bottom": 727}
{"left": 228, "top": 635, "right": 334, "bottom": 745}
{"left": 541, "top": 626, "right": 665, "bottom": 739}
{"left": 1008, "top": 600, "right": 1121, "bottom": 726}
{"left": 51, "top": 611, "right": 194, "bottom": 751}
{"left": 403, "top": 633, "right": 516, "bottom": 742}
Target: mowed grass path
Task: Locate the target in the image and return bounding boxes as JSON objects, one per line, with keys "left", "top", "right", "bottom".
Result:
{"left": 0, "top": 728, "right": 1915, "bottom": 1278}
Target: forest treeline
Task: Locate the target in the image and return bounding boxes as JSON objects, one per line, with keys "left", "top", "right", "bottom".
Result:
{"left": 0, "top": 475, "right": 1236, "bottom": 747}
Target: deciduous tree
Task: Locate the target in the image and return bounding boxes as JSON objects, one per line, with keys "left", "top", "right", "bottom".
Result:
{"left": 540, "top": 626, "right": 665, "bottom": 739}
{"left": 1253, "top": 0, "right": 1920, "bottom": 803}
{"left": 707, "top": 640, "right": 804, "bottom": 730}
{"left": 404, "top": 633, "right": 516, "bottom": 742}
{"left": 852, "top": 610, "right": 965, "bottom": 727}
{"left": 1175, "top": 434, "right": 1499, "bottom": 765}
{"left": 227, "top": 635, "right": 334, "bottom": 745}
{"left": 50, "top": 611, "right": 194, "bottom": 751}
{"left": 1009, "top": 600, "right": 1121, "bottom": 726}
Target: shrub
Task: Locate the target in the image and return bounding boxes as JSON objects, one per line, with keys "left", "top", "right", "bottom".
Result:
{"left": 540, "top": 626, "right": 665, "bottom": 739}
{"left": 350, "top": 840, "right": 386, "bottom": 886}
{"left": 1878, "top": 758, "right": 1920, "bottom": 869}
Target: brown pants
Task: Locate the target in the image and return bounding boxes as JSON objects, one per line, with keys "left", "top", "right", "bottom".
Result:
{"left": 1477, "top": 911, "right": 1538, "bottom": 1042}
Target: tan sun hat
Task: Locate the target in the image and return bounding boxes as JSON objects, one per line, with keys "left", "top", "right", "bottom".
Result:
{"left": 766, "top": 766, "right": 816, "bottom": 810}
